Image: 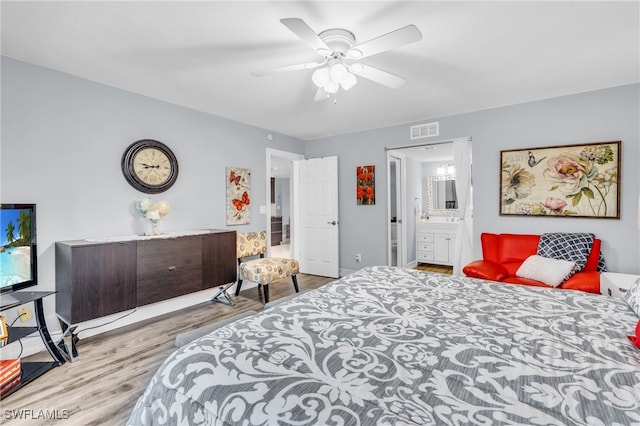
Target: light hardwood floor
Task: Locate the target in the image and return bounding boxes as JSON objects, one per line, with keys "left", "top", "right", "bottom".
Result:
{"left": 415, "top": 263, "right": 453, "bottom": 274}
{"left": 1, "top": 274, "right": 334, "bottom": 425}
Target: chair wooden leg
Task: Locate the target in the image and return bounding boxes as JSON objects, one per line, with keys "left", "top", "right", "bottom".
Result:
{"left": 263, "top": 284, "right": 270, "bottom": 304}
{"left": 292, "top": 275, "right": 299, "bottom": 293}
{"left": 235, "top": 279, "right": 243, "bottom": 296}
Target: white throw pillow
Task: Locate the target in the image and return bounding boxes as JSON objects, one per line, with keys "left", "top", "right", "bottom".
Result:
{"left": 516, "top": 255, "right": 576, "bottom": 287}
{"left": 624, "top": 277, "right": 640, "bottom": 317}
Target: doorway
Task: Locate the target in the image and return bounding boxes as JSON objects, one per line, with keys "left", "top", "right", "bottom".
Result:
{"left": 386, "top": 139, "right": 472, "bottom": 272}
{"left": 266, "top": 149, "right": 304, "bottom": 258}
{"left": 387, "top": 152, "right": 405, "bottom": 267}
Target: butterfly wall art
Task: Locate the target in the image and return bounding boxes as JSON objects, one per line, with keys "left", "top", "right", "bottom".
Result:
{"left": 226, "top": 167, "right": 251, "bottom": 225}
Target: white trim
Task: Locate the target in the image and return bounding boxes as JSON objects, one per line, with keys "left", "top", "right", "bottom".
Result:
{"left": 266, "top": 148, "right": 304, "bottom": 257}
{"left": 387, "top": 151, "right": 407, "bottom": 267}
{"left": 385, "top": 137, "right": 472, "bottom": 151}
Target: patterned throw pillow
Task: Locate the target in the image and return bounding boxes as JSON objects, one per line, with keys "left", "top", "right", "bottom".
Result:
{"left": 537, "top": 233, "right": 593, "bottom": 273}
{"left": 624, "top": 277, "right": 640, "bottom": 317}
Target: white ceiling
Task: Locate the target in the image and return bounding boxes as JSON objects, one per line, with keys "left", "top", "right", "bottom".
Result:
{"left": 1, "top": 1, "right": 638, "bottom": 141}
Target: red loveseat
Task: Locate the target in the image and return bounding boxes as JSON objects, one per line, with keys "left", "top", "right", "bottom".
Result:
{"left": 462, "top": 233, "right": 601, "bottom": 294}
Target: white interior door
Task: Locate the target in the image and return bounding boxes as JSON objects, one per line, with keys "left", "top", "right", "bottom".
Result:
{"left": 293, "top": 156, "right": 339, "bottom": 278}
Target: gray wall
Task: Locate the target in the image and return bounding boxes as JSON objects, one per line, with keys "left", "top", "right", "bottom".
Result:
{"left": 306, "top": 84, "right": 640, "bottom": 274}
{"left": 0, "top": 57, "right": 305, "bottom": 344}
{"left": 2, "top": 57, "right": 639, "bottom": 301}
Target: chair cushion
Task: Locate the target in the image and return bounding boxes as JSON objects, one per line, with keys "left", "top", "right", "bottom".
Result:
{"left": 237, "top": 231, "right": 268, "bottom": 258}
{"left": 240, "top": 258, "right": 299, "bottom": 285}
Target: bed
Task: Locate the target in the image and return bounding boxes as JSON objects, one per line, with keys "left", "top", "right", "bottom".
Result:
{"left": 128, "top": 266, "right": 640, "bottom": 425}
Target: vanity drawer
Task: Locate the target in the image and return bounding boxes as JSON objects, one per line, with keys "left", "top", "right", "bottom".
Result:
{"left": 137, "top": 237, "right": 203, "bottom": 305}
{"left": 417, "top": 242, "right": 433, "bottom": 252}
{"left": 417, "top": 251, "right": 434, "bottom": 262}
{"left": 417, "top": 233, "right": 433, "bottom": 243}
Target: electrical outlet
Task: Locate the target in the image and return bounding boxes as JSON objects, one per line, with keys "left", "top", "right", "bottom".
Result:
{"left": 18, "top": 306, "right": 33, "bottom": 321}
{"left": 355, "top": 253, "right": 362, "bottom": 262}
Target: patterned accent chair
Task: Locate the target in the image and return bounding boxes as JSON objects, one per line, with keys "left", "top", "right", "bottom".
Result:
{"left": 234, "top": 231, "right": 299, "bottom": 303}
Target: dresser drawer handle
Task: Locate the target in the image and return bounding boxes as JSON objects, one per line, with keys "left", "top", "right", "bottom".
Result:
{"left": 168, "top": 266, "right": 177, "bottom": 271}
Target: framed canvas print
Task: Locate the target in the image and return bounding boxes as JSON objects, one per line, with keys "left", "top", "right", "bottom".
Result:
{"left": 226, "top": 167, "right": 251, "bottom": 225}
{"left": 500, "top": 141, "right": 620, "bottom": 218}
{"left": 356, "top": 165, "right": 375, "bottom": 205}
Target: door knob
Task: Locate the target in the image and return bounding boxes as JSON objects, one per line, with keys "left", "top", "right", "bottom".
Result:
{"left": 327, "top": 221, "right": 337, "bottom": 225}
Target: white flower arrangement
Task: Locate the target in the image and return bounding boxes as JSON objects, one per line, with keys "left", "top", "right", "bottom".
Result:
{"left": 137, "top": 197, "right": 152, "bottom": 214}
{"left": 148, "top": 201, "right": 170, "bottom": 220}
{"left": 136, "top": 198, "right": 170, "bottom": 235}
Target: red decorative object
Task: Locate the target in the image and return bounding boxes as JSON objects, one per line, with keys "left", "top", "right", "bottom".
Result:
{"left": 628, "top": 320, "right": 640, "bottom": 349}
{"left": 357, "top": 165, "right": 375, "bottom": 205}
{"left": 462, "top": 232, "right": 602, "bottom": 294}
{"left": 0, "top": 359, "right": 21, "bottom": 397}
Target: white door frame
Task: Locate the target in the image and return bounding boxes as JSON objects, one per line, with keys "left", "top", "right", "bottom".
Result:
{"left": 266, "top": 148, "right": 305, "bottom": 255}
{"left": 387, "top": 151, "right": 407, "bottom": 267}
{"left": 386, "top": 138, "right": 473, "bottom": 271}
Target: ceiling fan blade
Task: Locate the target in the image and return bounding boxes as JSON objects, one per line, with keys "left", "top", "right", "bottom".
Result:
{"left": 251, "top": 61, "right": 323, "bottom": 77}
{"left": 349, "top": 64, "right": 406, "bottom": 89}
{"left": 280, "top": 18, "right": 331, "bottom": 56}
{"left": 347, "top": 25, "right": 422, "bottom": 59}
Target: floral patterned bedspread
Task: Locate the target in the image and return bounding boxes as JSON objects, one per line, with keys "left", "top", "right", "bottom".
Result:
{"left": 128, "top": 266, "right": 640, "bottom": 425}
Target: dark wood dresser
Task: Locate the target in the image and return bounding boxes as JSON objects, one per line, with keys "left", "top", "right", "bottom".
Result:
{"left": 55, "top": 230, "right": 236, "bottom": 326}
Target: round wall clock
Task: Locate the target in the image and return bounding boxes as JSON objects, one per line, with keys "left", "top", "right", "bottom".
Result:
{"left": 121, "top": 139, "right": 179, "bottom": 194}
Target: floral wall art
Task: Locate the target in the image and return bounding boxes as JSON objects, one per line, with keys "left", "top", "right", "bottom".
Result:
{"left": 226, "top": 167, "right": 251, "bottom": 225}
{"left": 356, "top": 165, "right": 375, "bottom": 205}
{"left": 500, "top": 141, "right": 620, "bottom": 218}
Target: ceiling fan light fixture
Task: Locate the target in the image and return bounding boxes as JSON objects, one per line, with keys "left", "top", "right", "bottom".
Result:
{"left": 312, "top": 67, "right": 330, "bottom": 87}
{"left": 348, "top": 48, "right": 363, "bottom": 59}
{"left": 330, "top": 63, "right": 348, "bottom": 83}
{"left": 324, "top": 80, "right": 339, "bottom": 94}
{"left": 316, "top": 47, "right": 332, "bottom": 56}
{"left": 341, "top": 72, "right": 357, "bottom": 91}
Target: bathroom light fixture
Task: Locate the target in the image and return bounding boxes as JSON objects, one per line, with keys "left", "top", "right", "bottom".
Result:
{"left": 437, "top": 163, "right": 455, "bottom": 176}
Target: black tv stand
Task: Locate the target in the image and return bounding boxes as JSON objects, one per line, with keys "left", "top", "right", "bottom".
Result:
{"left": 0, "top": 291, "right": 66, "bottom": 400}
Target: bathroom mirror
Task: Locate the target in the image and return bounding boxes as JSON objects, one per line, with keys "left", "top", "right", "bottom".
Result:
{"left": 427, "top": 175, "right": 459, "bottom": 217}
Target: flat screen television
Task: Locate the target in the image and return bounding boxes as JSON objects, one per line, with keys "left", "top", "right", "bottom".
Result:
{"left": 0, "top": 203, "right": 37, "bottom": 295}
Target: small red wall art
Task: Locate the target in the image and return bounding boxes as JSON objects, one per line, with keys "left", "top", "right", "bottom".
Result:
{"left": 356, "top": 165, "right": 375, "bottom": 205}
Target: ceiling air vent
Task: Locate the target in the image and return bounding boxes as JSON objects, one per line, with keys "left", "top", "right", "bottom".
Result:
{"left": 410, "top": 121, "right": 439, "bottom": 140}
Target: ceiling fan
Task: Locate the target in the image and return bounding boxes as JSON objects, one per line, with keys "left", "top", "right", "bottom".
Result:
{"left": 251, "top": 18, "right": 422, "bottom": 100}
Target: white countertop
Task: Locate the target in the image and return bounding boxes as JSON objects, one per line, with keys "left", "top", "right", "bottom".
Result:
{"left": 84, "top": 229, "right": 213, "bottom": 242}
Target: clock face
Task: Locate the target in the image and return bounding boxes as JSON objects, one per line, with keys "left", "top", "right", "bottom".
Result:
{"left": 133, "top": 148, "right": 171, "bottom": 186}
{"left": 122, "top": 140, "right": 178, "bottom": 193}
